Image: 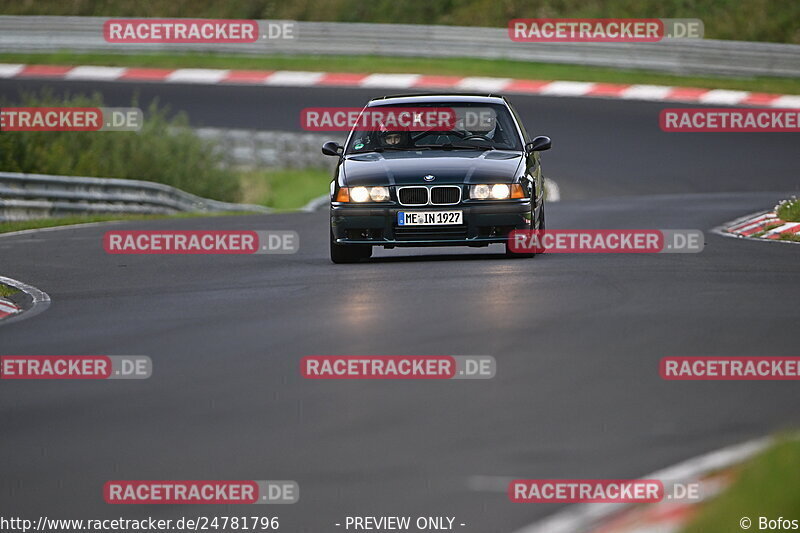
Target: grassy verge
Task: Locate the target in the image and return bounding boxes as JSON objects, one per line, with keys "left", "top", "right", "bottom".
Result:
{"left": 682, "top": 438, "right": 800, "bottom": 533}
{"left": 0, "top": 211, "right": 259, "bottom": 235}
{"left": 775, "top": 197, "right": 800, "bottom": 242}
{"left": 776, "top": 197, "right": 800, "bottom": 222}
{"left": 2, "top": 52, "right": 799, "bottom": 95}
{"left": 0, "top": 282, "right": 20, "bottom": 297}
{"left": 239, "top": 168, "right": 330, "bottom": 211}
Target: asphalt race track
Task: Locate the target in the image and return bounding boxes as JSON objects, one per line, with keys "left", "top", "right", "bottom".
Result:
{"left": 1, "top": 79, "right": 798, "bottom": 532}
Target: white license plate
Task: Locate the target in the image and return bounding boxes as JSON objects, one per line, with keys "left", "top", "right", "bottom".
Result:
{"left": 397, "top": 211, "right": 463, "bottom": 226}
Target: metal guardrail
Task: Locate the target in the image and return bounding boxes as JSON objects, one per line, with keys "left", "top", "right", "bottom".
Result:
{"left": 0, "top": 16, "right": 799, "bottom": 78}
{"left": 0, "top": 171, "right": 270, "bottom": 221}
{"left": 194, "top": 128, "right": 343, "bottom": 169}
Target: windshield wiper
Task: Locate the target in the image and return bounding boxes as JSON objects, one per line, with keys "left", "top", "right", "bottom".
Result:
{"left": 350, "top": 146, "right": 433, "bottom": 154}
{"left": 454, "top": 143, "right": 495, "bottom": 151}
{"left": 383, "top": 146, "right": 433, "bottom": 151}
{"left": 416, "top": 143, "right": 495, "bottom": 151}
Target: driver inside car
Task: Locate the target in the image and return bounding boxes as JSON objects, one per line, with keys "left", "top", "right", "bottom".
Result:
{"left": 380, "top": 130, "right": 409, "bottom": 148}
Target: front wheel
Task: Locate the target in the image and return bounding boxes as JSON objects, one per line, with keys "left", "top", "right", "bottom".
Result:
{"left": 330, "top": 228, "right": 372, "bottom": 263}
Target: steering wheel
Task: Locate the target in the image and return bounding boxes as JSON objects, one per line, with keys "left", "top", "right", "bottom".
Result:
{"left": 461, "top": 134, "right": 493, "bottom": 142}
{"left": 411, "top": 129, "right": 466, "bottom": 143}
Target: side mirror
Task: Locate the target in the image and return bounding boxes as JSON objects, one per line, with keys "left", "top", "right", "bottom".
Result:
{"left": 322, "top": 141, "right": 343, "bottom": 156}
{"left": 525, "top": 136, "right": 551, "bottom": 153}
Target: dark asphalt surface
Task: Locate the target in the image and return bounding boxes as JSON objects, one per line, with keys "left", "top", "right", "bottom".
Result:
{"left": 1, "top": 79, "right": 799, "bottom": 532}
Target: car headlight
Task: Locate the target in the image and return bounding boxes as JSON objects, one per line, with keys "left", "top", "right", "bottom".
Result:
{"left": 490, "top": 184, "right": 510, "bottom": 199}
{"left": 368, "top": 186, "right": 390, "bottom": 202}
{"left": 469, "top": 183, "right": 525, "bottom": 200}
{"left": 350, "top": 186, "right": 371, "bottom": 202}
{"left": 336, "top": 186, "right": 391, "bottom": 202}
{"left": 470, "top": 184, "right": 491, "bottom": 199}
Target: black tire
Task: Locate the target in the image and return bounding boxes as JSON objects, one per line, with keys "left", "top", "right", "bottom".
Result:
{"left": 330, "top": 228, "right": 372, "bottom": 263}
{"left": 538, "top": 201, "right": 546, "bottom": 231}
{"left": 505, "top": 242, "right": 534, "bottom": 258}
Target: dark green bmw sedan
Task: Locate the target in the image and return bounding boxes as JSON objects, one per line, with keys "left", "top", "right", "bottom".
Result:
{"left": 323, "top": 94, "right": 551, "bottom": 263}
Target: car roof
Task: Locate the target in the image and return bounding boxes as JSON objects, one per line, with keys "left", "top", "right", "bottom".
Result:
{"left": 367, "top": 94, "right": 507, "bottom": 106}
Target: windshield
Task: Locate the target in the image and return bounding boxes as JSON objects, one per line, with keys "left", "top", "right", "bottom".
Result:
{"left": 344, "top": 102, "right": 522, "bottom": 154}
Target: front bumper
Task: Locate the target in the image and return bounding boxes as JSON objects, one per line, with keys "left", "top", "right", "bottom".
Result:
{"left": 331, "top": 200, "right": 532, "bottom": 247}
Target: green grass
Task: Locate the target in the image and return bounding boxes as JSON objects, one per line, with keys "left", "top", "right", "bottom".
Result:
{"left": 0, "top": 282, "right": 20, "bottom": 297}
{"left": 2, "top": 0, "right": 798, "bottom": 44}
{"left": 776, "top": 197, "right": 800, "bottom": 222}
{"left": 0, "top": 211, "right": 258, "bottom": 235}
{"left": 239, "top": 168, "right": 331, "bottom": 210}
{"left": 682, "top": 438, "right": 800, "bottom": 533}
{"left": 2, "top": 52, "right": 799, "bottom": 95}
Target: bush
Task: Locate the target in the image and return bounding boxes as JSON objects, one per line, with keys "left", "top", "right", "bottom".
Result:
{"left": 776, "top": 197, "right": 800, "bottom": 222}
{"left": 0, "top": 91, "right": 240, "bottom": 202}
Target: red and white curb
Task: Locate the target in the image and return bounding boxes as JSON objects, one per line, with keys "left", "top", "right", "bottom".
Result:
{"left": 0, "top": 297, "right": 21, "bottom": 318}
{"left": 503, "top": 437, "right": 772, "bottom": 533}
{"left": 1, "top": 63, "right": 799, "bottom": 107}
{"left": 716, "top": 210, "right": 800, "bottom": 243}
{"left": 0, "top": 274, "right": 51, "bottom": 325}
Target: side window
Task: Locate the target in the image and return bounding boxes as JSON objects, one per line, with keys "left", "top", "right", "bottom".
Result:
{"left": 508, "top": 103, "right": 530, "bottom": 143}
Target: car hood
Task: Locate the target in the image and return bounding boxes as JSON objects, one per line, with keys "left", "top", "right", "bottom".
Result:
{"left": 341, "top": 150, "right": 524, "bottom": 186}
